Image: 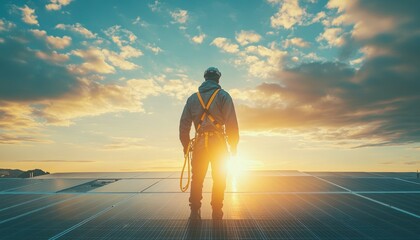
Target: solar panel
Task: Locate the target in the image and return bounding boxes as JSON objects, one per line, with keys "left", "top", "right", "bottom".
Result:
{"left": 321, "top": 177, "right": 420, "bottom": 192}
{"left": 91, "top": 179, "right": 161, "bottom": 193}
{"left": 0, "top": 171, "right": 419, "bottom": 239}
{"left": 0, "top": 179, "right": 43, "bottom": 191}
{"left": 0, "top": 194, "right": 130, "bottom": 239}
{"left": 5, "top": 179, "right": 93, "bottom": 193}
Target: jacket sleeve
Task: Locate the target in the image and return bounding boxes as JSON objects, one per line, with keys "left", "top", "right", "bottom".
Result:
{"left": 179, "top": 97, "right": 192, "bottom": 150}
{"left": 222, "top": 92, "right": 239, "bottom": 151}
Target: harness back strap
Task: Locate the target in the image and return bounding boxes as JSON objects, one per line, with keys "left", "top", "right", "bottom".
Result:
{"left": 196, "top": 89, "right": 221, "bottom": 132}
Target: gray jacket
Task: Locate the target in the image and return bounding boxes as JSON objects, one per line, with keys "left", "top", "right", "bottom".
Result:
{"left": 179, "top": 80, "right": 239, "bottom": 152}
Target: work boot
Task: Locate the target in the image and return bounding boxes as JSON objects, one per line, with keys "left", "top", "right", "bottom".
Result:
{"left": 212, "top": 208, "right": 223, "bottom": 220}
{"left": 189, "top": 208, "right": 201, "bottom": 221}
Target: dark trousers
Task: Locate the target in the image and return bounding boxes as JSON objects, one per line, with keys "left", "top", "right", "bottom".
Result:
{"left": 189, "top": 133, "right": 228, "bottom": 210}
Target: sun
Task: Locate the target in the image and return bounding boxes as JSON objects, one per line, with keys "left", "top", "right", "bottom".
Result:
{"left": 227, "top": 154, "right": 247, "bottom": 177}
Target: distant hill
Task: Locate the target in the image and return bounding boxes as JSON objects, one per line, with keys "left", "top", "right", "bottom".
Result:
{"left": 0, "top": 169, "right": 50, "bottom": 178}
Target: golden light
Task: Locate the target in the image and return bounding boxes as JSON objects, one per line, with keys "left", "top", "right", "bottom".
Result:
{"left": 227, "top": 154, "right": 246, "bottom": 177}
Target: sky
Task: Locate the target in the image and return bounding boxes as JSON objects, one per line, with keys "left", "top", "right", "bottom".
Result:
{"left": 0, "top": 0, "right": 419, "bottom": 173}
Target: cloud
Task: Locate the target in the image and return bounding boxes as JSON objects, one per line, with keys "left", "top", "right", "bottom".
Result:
{"left": 70, "top": 48, "right": 115, "bottom": 74}
{"left": 0, "top": 30, "right": 199, "bottom": 144}
{"left": 146, "top": 43, "right": 163, "bottom": 54}
{"left": 32, "top": 78, "right": 161, "bottom": 126}
{"left": 102, "top": 137, "right": 149, "bottom": 150}
{"left": 283, "top": 37, "right": 310, "bottom": 48}
{"left": 404, "top": 161, "right": 420, "bottom": 165}
{"left": 211, "top": 35, "right": 286, "bottom": 78}
{"left": 235, "top": 2, "right": 420, "bottom": 148}
{"left": 211, "top": 37, "right": 239, "bottom": 53}
{"left": 233, "top": 1, "right": 420, "bottom": 147}
{"left": 132, "top": 16, "right": 148, "bottom": 27}
{"left": 0, "top": 36, "right": 79, "bottom": 101}
{"left": 316, "top": 27, "right": 345, "bottom": 47}
{"left": 35, "top": 50, "right": 69, "bottom": 63}
{"left": 18, "top": 5, "right": 39, "bottom": 26}
{"left": 236, "top": 44, "right": 287, "bottom": 78}
{"left": 0, "top": 19, "right": 15, "bottom": 32}
{"left": 70, "top": 45, "right": 141, "bottom": 74}
{"left": 310, "top": 11, "right": 326, "bottom": 24}
{"left": 269, "top": 0, "right": 305, "bottom": 29}
{"left": 170, "top": 9, "right": 188, "bottom": 24}
{"left": 104, "top": 25, "right": 137, "bottom": 47}
{"left": 148, "top": 0, "right": 161, "bottom": 12}
{"left": 0, "top": 102, "right": 40, "bottom": 130}
{"left": 102, "top": 49, "right": 139, "bottom": 70}
{"left": 46, "top": 0, "right": 72, "bottom": 11}
{"left": 0, "top": 133, "right": 51, "bottom": 144}
{"left": 327, "top": 0, "right": 402, "bottom": 40}
{"left": 70, "top": 44, "right": 143, "bottom": 73}
{"left": 192, "top": 33, "right": 206, "bottom": 44}
{"left": 30, "top": 29, "right": 72, "bottom": 49}
{"left": 55, "top": 23, "right": 96, "bottom": 39}
{"left": 235, "top": 30, "right": 262, "bottom": 46}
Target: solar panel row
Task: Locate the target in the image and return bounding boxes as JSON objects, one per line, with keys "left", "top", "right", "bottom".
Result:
{"left": 0, "top": 172, "right": 418, "bottom": 239}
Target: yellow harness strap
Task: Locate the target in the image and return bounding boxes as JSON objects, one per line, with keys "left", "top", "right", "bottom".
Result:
{"left": 196, "top": 89, "right": 221, "bottom": 132}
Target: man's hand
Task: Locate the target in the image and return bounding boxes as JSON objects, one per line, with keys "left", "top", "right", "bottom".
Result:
{"left": 183, "top": 146, "right": 188, "bottom": 155}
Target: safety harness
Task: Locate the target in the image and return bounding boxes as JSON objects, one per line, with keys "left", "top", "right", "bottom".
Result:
{"left": 180, "top": 89, "right": 221, "bottom": 192}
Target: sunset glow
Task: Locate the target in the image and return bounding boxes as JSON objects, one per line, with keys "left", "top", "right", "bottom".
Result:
{"left": 1, "top": 0, "right": 419, "bottom": 173}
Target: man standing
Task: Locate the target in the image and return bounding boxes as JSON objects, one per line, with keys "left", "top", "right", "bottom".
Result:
{"left": 179, "top": 67, "right": 239, "bottom": 221}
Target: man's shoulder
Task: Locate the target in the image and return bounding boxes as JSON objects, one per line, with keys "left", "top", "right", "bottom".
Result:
{"left": 218, "top": 88, "right": 233, "bottom": 99}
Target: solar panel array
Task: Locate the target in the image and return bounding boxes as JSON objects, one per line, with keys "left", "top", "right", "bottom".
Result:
{"left": 0, "top": 171, "right": 419, "bottom": 239}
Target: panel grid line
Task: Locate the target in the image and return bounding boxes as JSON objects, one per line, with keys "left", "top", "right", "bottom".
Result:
{"left": 309, "top": 174, "right": 420, "bottom": 219}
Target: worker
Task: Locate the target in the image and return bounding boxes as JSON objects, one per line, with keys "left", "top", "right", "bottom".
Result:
{"left": 179, "top": 67, "right": 239, "bottom": 221}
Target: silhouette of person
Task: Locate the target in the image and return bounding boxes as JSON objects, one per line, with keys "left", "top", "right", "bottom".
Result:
{"left": 179, "top": 67, "right": 239, "bottom": 221}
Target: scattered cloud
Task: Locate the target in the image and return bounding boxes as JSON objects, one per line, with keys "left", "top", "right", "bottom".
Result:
{"left": 30, "top": 29, "right": 72, "bottom": 49}
{"left": 104, "top": 25, "right": 137, "bottom": 47}
{"left": 235, "top": 30, "right": 262, "bottom": 46}
{"left": 310, "top": 11, "right": 326, "bottom": 24}
{"left": 70, "top": 47, "right": 115, "bottom": 74}
{"left": 55, "top": 23, "right": 96, "bottom": 39}
{"left": 236, "top": 44, "right": 287, "bottom": 78}
{"left": 119, "top": 45, "right": 143, "bottom": 58}
{"left": 283, "top": 37, "right": 310, "bottom": 48}
{"left": 269, "top": 0, "right": 305, "bottom": 29}
{"left": 211, "top": 37, "right": 239, "bottom": 53}
{"left": 18, "top": 5, "right": 39, "bottom": 26}
{"left": 35, "top": 50, "right": 69, "bottom": 63}
{"left": 132, "top": 16, "right": 148, "bottom": 27}
{"left": 192, "top": 33, "right": 206, "bottom": 44}
{"left": 148, "top": 0, "right": 161, "bottom": 12}
{"left": 46, "top": 0, "right": 72, "bottom": 11}
{"left": 0, "top": 19, "right": 15, "bottom": 32}
{"left": 170, "top": 9, "right": 188, "bottom": 24}
{"left": 316, "top": 27, "right": 345, "bottom": 47}
{"left": 102, "top": 49, "right": 139, "bottom": 70}
{"left": 146, "top": 43, "right": 163, "bottom": 54}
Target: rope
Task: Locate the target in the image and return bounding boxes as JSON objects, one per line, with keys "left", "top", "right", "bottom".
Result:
{"left": 180, "top": 138, "right": 195, "bottom": 192}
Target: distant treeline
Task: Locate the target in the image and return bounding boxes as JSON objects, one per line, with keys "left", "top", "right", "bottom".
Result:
{"left": 0, "top": 169, "right": 49, "bottom": 178}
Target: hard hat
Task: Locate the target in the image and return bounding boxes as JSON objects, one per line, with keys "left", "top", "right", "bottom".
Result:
{"left": 204, "top": 67, "right": 221, "bottom": 80}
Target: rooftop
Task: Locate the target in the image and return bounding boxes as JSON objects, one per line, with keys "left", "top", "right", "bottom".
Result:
{"left": 0, "top": 171, "right": 419, "bottom": 239}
